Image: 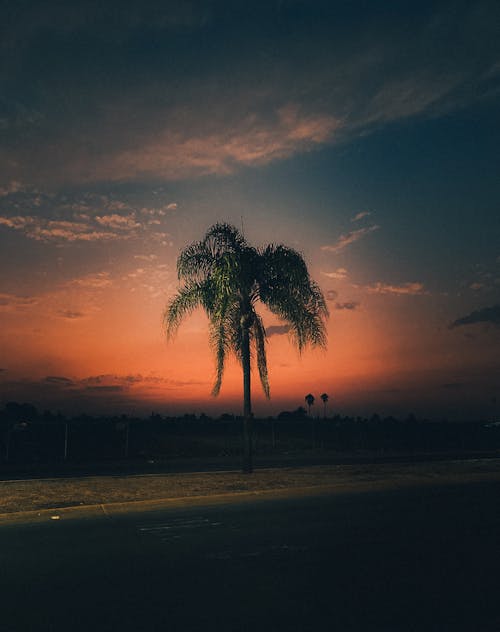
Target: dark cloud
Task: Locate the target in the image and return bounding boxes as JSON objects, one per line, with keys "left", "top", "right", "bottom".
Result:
{"left": 449, "top": 304, "right": 500, "bottom": 329}
{"left": 84, "top": 385, "right": 124, "bottom": 393}
{"left": 335, "top": 302, "right": 359, "bottom": 310}
{"left": 266, "top": 325, "right": 290, "bottom": 337}
{"left": 441, "top": 382, "right": 466, "bottom": 389}
{"left": 0, "top": 371, "right": 208, "bottom": 414}
{"left": 43, "top": 376, "right": 74, "bottom": 386}
{"left": 1, "top": 1, "right": 498, "bottom": 187}
{"left": 81, "top": 373, "right": 157, "bottom": 387}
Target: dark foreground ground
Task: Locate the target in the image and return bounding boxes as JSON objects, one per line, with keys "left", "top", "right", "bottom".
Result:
{"left": 1, "top": 478, "right": 500, "bottom": 631}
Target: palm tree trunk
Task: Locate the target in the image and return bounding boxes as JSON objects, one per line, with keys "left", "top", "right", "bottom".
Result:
{"left": 241, "top": 324, "right": 253, "bottom": 473}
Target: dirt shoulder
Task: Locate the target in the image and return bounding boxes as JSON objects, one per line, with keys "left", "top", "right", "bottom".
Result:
{"left": 1, "top": 458, "right": 500, "bottom": 521}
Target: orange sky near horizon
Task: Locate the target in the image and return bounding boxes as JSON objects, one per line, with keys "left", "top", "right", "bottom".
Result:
{"left": 1, "top": 238, "right": 495, "bottom": 420}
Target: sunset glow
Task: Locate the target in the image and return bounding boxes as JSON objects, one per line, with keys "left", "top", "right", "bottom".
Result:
{"left": 0, "top": 2, "right": 499, "bottom": 420}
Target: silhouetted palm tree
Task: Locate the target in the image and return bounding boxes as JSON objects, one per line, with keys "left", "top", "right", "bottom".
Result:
{"left": 165, "top": 223, "right": 328, "bottom": 473}
{"left": 320, "top": 392, "right": 329, "bottom": 418}
{"left": 305, "top": 393, "right": 315, "bottom": 416}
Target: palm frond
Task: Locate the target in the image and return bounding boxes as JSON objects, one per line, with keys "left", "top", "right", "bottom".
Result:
{"left": 252, "top": 313, "right": 270, "bottom": 398}
{"left": 204, "top": 222, "right": 248, "bottom": 256}
{"left": 258, "top": 244, "right": 329, "bottom": 352}
{"left": 209, "top": 320, "right": 229, "bottom": 396}
{"left": 177, "top": 241, "right": 215, "bottom": 282}
{"left": 164, "top": 280, "right": 212, "bottom": 339}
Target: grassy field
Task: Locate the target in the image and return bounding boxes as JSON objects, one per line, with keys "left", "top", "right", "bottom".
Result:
{"left": 1, "top": 457, "right": 500, "bottom": 516}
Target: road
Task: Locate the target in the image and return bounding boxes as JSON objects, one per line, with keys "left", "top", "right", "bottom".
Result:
{"left": 1, "top": 480, "right": 500, "bottom": 631}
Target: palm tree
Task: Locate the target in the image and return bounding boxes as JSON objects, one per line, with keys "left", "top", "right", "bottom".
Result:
{"left": 305, "top": 393, "right": 315, "bottom": 416}
{"left": 320, "top": 392, "right": 329, "bottom": 418}
{"left": 165, "top": 222, "right": 328, "bottom": 473}
{"left": 305, "top": 393, "right": 316, "bottom": 448}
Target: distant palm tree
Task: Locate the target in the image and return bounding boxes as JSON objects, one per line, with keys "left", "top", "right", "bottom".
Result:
{"left": 320, "top": 392, "right": 329, "bottom": 418}
{"left": 165, "top": 223, "right": 328, "bottom": 473}
{"left": 305, "top": 393, "right": 315, "bottom": 416}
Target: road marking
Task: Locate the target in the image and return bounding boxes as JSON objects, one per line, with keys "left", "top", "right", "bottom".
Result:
{"left": 137, "top": 515, "right": 224, "bottom": 541}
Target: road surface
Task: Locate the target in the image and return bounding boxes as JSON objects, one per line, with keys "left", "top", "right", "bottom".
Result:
{"left": 1, "top": 479, "right": 499, "bottom": 631}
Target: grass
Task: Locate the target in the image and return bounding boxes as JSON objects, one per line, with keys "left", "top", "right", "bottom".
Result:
{"left": 1, "top": 458, "right": 500, "bottom": 516}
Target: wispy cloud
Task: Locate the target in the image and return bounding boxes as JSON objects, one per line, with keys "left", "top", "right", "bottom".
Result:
{"left": 95, "top": 213, "right": 141, "bottom": 230}
{"left": 134, "top": 254, "right": 159, "bottom": 262}
{"left": 79, "top": 373, "right": 207, "bottom": 391}
{"left": 0, "top": 292, "right": 38, "bottom": 312}
{"left": 0, "top": 270, "right": 116, "bottom": 320}
{"left": 43, "top": 376, "right": 74, "bottom": 386}
{"left": 56, "top": 310, "right": 86, "bottom": 320}
{"left": 321, "top": 268, "right": 348, "bottom": 280}
{"left": 0, "top": 3, "right": 498, "bottom": 187}
{"left": 0, "top": 214, "right": 133, "bottom": 242}
{"left": 0, "top": 180, "right": 24, "bottom": 197}
{"left": 0, "top": 190, "right": 175, "bottom": 243}
{"left": 449, "top": 304, "right": 500, "bottom": 329}
{"left": 336, "top": 302, "right": 359, "bottom": 310}
{"left": 66, "top": 272, "right": 112, "bottom": 289}
{"left": 92, "top": 105, "right": 339, "bottom": 182}
{"left": 365, "top": 282, "right": 429, "bottom": 296}
{"left": 326, "top": 290, "right": 339, "bottom": 302}
{"left": 351, "top": 211, "right": 371, "bottom": 222}
{"left": 321, "top": 225, "right": 380, "bottom": 254}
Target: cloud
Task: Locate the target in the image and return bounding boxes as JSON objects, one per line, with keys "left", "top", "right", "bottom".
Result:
{"left": 43, "top": 376, "right": 74, "bottom": 386}
{"left": 321, "top": 268, "right": 348, "bottom": 280}
{"left": 84, "top": 385, "right": 125, "bottom": 393}
{"left": 79, "top": 373, "right": 207, "bottom": 391}
{"left": 0, "top": 190, "right": 176, "bottom": 244}
{"left": 449, "top": 304, "right": 500, "bottom": 329}
{"left": 365, "top": 282, "right": 429, "bottom": 296}
{"left": 266, "top": 325, "right": 290, "bottom": 337}
{"left": 321, "top": 225, "right": 380, "bottom": 254}
{"left": 56, "top": 310, "right": 86, "bottom": 320}
{"left": 335, "top": 302, "right": 359, "bottom": 310}
{"left": 0, "top": 180, "right": 24, "bottom": 197}
{"left": 67, "top": 272, "right": 112, "bottom": 289}
{"left": 0, "top": 371, "right": 209, "bottom": 413}
{"left": 441, "top": 382, "right": 466, "bottom": 389}
{"left": 326, "top": 290, "right": 338, "bottom": 302}
{"left": 0, "top": 292, "right": 38, "bottom": 312}
{"left": 0, "top": 215, "right": 32, "bottom": 229}
{"left": 95, "top": 213, "right": 141, "bottom": 230}
{"left": 0, "top": 214, "right": 134, "bottom": 242}
{"left": 0, "top": 269, "right": 118, "bottom": 322}
{"left": 0, "top": 2, "right": 498, "bottom": 188}
{"left": 134, "top": 254, "right": 159, "bottom": 261}
{"left": 90, "top": 105, "right": 339, "bottom": 182}
{"left": 351, "top": 211, "right": 371, "bottom": 222}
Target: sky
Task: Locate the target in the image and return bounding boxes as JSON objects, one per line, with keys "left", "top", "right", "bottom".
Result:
{"left": 0, "top": 0, "right": 499, "bottom": 420}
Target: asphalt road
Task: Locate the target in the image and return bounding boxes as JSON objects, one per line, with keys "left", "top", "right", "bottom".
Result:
{"left": 1, "top": 480, "right": 500, "bottom": 631}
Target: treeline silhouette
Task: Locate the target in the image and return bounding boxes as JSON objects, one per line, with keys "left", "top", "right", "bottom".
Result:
{"left": 1, "top": 402, "right": 499, "bottom": 471}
